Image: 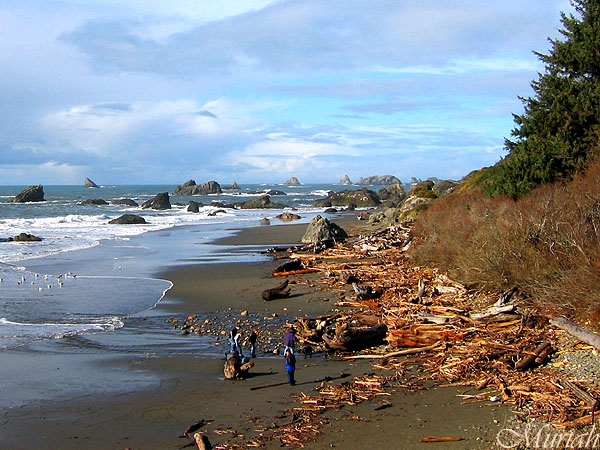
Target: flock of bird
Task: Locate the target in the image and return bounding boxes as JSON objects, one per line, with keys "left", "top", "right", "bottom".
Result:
{"left": 0, "top": 272, "right": 77, "bottom": 292}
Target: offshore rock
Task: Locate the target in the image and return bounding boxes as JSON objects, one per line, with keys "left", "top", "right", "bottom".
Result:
{"left": 187, "top": 201, "right": 204, "bottom": 212}
{"left": 79, "top": 199, "right": 108, "bottom": 205}
{"left": 108, "top": 214, "right": 147, "bottom": 224}
{"left": 237, "top": 195, "right": 289, "bottom": 209}
{"left": 222, "top": 182, "right": 240, "bottom": 190}
{"left": 173, "top": 180, "right": 222, "bottom": 196}
{"left": 285, "top": 177, "right": 301, "bottom": 186}
{"left": 357, "top": 175, "right": 401, "bottom": 186}
{"left": 313, "top": 188, "right": 380, "bottom": 207}
{"left": 7, "top": 233, "right": 42, "bottom": 242}
{"left": 141, "top": 192, "right": 171, "bottom": 210}
{"left": 301, "top": 215, "right": 348, "bottom": 243}
{"left": 84, "top": 177, "right": 99, "bottom": 188}
{"left": 111, "top": 198, "right": 139, "bottom": 207}
{"left": 12, "top": 185, "right": 44, "bottom": 203}
{"left": 340, "top": 174, "right": 353, "bottom": 185}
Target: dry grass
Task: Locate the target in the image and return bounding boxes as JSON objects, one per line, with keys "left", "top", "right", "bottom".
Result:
{"left": 412, "top": 158, "right": 600, "bottom": 324}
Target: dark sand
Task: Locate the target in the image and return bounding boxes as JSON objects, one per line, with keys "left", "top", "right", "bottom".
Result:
{"left": 0, "top": 222, "right": 510, "bottom": 449}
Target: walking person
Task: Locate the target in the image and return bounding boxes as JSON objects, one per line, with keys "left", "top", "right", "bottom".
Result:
{"left": 249, "top": 328, "right": 258, "bottom": 358}
{"left": 284, "top": 348, "right": 296, "bottom": 386}
{"left": 283, "top": 325, "right": 298, "bottom": 354}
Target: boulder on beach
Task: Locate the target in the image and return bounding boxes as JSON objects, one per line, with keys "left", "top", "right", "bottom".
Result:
{"left": 141, "top": 192, "right": 171, "bottom": 210}
{"left": 79, "top": 199, "right": 108, "bottom": 205}
{"left": 186, "top": 201, "right": 204, "bottom": 213}
{"left": 285, "top": 177, "right": 301, "bottom": 186}
{"left": 173, "top": 180, "right": 222, "bottom": 196}
{"left": 301, "top": 215, "right": 348, "bottom": 243}
{"left": 357, "top": 175, "right": 401, "bottom": 186}
{"left": 237, "top": 195, "right": 289, "bottom": 209}
{"left": 84, "top": 177, "right": 99, "bottom": 188}
{"left": 312, "top": 188, "right": 380, "bottom": 208}
{"left": 6, "top": 233, "right": 42, "bottom": 242}
{"left": 111, "top": 198, "right": 139, "bottom": 207}
{"left": 276, "top": 212, "right": 301, "bottom": 221}
{"left": 12, "top": 185, "right": 44, "bottom": 203}
{"left": 340, "top": 175, "right": 353, "bottom": 185}
{"left": 108, "top": 214, "right": 147, "bottom": 225}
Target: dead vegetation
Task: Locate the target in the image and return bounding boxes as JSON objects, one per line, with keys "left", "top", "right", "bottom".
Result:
{"left": 189, "top": 222, "right": 600, "bottom": 449}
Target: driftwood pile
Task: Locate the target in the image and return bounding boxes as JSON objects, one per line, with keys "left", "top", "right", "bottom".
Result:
{"left": 194, "top": 223, "right": 600, "bottom": 449}
{"left": 267, "top": 223, "right": 600, "bottom": 430}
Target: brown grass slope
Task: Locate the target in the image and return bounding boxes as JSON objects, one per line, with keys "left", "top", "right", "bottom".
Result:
{"left": 412, "top": 158, "right": 600, "bottom": 326}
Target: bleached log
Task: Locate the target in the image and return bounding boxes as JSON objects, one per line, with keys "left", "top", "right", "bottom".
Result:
{"left": 470, "top": 304, "right": 515, "bottom": 321}
{"left": 550, "top": 317, "right": 600, "bottom": 351}
{"left": 194, "top": 433, "right": 213, "bottom": 450}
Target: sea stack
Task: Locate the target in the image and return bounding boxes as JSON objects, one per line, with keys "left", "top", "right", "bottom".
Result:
{"left": 340, "top": 175, "right": 353, "bottom": 185}
{"left": 285, "top": 177, "right": 301, "bottom": 186}
{"left": 173, "top": 180, "right": 222, "bottom": 196}
{"left": 12, "top": 185, "right": 45, "bottom": 203}
{"left": 84, "top": 178, "right": 99, "bottom": 188}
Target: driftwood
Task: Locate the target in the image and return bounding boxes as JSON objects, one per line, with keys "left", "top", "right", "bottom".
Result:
{"left": 515, "top": 342, "right": 554, "bottom": 370}
{"left": 412, "top": 279, "right": 425, "bottom": 303}
{"left": 224, "top": 351, "right": 254, "bottom": 379}
{"left": 470, "top": 288, "right": 519, "bottom": 321}
{"left": 561, "top": 378, "right": 600, "bottom": 415}
{"left": 274, "top": 259, "right": 303, "bottom": 274}
{"left": 340, "top": 272, "right": 359, "bottom": 284}
{"left": 550, "top": 317, "right": 600, "bottom": 350}
{"left": 352, "top": 282, "right": 383, "bottom": 301}
{"left": 262, "top": 280, "right": 291, "bottom": 301}
{"left": 345, "top": 342, "right": 442, "bottom": 359}
{"left": 194, "top": 433, "right": 213, "bottom": 450}
{"left": 273, "top": 268, "right": 319, "bottom": 277}
{"left": 420, "top": 437, "right": 463, "bottom": 443}
{"left": 322, "top": 324, "right": 387, "bottom": 351}
{"left": 183, "top": 420, "right": 211, "bottom": 438}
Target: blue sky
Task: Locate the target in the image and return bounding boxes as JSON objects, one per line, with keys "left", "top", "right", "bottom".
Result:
{"left": 0, "top": 0, "right": 572, "bottom": 185}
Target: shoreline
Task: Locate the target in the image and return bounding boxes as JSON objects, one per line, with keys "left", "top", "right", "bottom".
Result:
{"left": 0, "top": 219, "right": 510, "bottom": 449}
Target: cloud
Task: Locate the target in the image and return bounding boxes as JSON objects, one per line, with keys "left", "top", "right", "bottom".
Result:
{"left": 60, "top": 0, "right": 568, "bottom": 77}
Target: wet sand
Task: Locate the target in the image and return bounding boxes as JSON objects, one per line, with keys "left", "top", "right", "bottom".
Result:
{"left": 0, "top": 221, "right": 510, "bottom": 449}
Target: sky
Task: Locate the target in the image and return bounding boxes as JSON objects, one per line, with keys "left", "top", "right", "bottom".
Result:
{"left": 0, "top": 0, "right": 573, "bottom": 185}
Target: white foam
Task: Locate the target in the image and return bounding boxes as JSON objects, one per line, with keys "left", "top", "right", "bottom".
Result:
{"left": 0, "top": 317, "right": 124, "bottom": 350}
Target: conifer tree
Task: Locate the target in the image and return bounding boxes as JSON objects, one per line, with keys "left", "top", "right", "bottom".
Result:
{"left": 485, "top": 0, "right": 600, "bottom": 197}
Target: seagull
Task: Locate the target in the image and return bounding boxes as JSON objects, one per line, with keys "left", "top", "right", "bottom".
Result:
{"left": 38, "top": 287, "right": 43, "bottom": 292}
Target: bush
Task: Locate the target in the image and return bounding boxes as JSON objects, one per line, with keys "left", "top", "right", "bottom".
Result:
{"left": 412, "top": 157, "right": 600, "bottom": 323}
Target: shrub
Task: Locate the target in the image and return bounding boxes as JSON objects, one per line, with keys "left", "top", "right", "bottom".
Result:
{"left": 412, "top": 157, "right": 600, "bottom": 324}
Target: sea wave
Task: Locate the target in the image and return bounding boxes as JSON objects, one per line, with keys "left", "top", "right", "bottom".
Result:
{"left": 0, "top": 316, "right": 124, "bottom": 350}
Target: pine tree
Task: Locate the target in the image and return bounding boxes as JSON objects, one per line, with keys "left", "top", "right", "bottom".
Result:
{"left": 484, "top": 0, "right": 600, "bottom": 197}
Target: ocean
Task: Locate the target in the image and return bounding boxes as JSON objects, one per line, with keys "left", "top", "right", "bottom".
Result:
{"left": 0, "top": 183, "right": 340, "bottom": 352}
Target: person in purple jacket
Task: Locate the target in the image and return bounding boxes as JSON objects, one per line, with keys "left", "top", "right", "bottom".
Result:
{"left": 283, "top": 325, "right": 298, "bottom": 354}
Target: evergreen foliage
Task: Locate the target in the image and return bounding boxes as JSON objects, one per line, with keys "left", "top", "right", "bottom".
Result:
{"left": 484, "top": 0, "right": 600, "bottom": 197}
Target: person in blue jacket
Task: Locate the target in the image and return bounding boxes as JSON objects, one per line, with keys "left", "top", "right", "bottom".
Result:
{"left": 284, "top": 348, "right": 296, "bottom": 386}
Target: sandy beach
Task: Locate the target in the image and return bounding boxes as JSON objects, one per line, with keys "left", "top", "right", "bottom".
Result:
{"left": 0, "top": 221, "right": 509, "bottom": 449}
